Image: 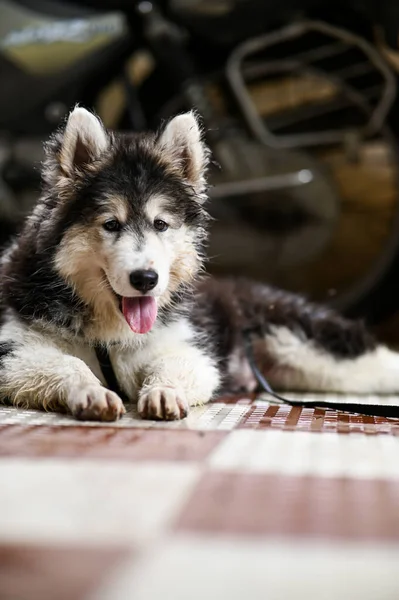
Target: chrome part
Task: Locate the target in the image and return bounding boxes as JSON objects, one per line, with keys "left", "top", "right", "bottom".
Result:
{"left": 210, "top": 169, "right": 313, "bottom": 199}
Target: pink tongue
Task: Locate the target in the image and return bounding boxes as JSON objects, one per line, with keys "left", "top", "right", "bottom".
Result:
{"left": 122, "top": 297, "right": 158, "bottom": 334}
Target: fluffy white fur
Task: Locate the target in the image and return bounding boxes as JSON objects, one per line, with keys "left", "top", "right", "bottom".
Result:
{"left": 262, "top": 326, "right": 399, "bottom": 394}
{"left": 0, "top": 311, "right": 219, "bottom": 420}
{"left": 112, "top": 319, "right": 220, "bottom": 417}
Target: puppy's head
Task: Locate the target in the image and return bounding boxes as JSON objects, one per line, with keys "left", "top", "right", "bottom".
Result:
{"left": 44, "top": 107, "right": 210, "bottom": 334}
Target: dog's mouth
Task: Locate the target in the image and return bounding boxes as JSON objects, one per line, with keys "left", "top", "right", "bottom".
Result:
{"left": 104, "top": 273, "right": 158, "bottom": 334}
{"left": 121, "top": 296, "right": 158, "bottom": 335}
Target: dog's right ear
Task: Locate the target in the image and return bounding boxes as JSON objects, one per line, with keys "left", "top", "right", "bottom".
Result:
{"left": 44, "top": 107, "right": 109, "bottom": 182}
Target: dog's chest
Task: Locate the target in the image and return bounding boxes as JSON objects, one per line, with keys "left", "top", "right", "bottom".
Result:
{"left": 68, "top": 342, "right": 107, "bottom": 385}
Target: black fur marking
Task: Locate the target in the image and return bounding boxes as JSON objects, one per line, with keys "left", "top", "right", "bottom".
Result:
{"left": 1, "top": 239, "right": 85, "bottom": 332}
{"left": 157, "top": 283, "right": 193, "bottom": 327}
{"left": 0, "top": 341, "right": 17, "bottom": 366}
{"left": 52, "top": 135, "right": 209, "bottom": 244}
{"left": 192, "top": 278, "right": 377, "bottom": 363}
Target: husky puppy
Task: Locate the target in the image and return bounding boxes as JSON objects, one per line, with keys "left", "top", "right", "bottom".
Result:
{"left": 0, "top": 107, "right": 398, "bottom": 422}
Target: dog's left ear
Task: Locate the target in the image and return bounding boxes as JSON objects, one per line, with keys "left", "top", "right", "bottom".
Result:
{"left": 158, "top": 112, "right": 209, "bottom": 196}
{"left": 57, "top": 107, "right": 109, "bottom": 178}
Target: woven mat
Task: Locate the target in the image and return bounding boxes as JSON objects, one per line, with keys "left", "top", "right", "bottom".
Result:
{"left": 1, "top": 394, "right": 399, "bottom": 600}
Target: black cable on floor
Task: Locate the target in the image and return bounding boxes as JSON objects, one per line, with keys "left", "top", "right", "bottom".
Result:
{"left": 243, "top": 327, "right": 399, "bottom": 419}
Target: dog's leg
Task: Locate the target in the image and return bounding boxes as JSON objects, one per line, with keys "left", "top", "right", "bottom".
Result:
{"left": 115, "top": 320, "right": 220, "bottom": 420}
{"left": 0, "top": 328, "right": 125, "bottom": 421}
{"left": 137, "top": 342, "right": 220, "bottom": 420}
{"left": 255, "top": 324, "right": 399, "bottom": 394}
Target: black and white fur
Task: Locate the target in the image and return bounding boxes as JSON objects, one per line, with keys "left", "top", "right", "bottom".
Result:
{"left": 0, "top": 107, "right": 398, "bottom": 422}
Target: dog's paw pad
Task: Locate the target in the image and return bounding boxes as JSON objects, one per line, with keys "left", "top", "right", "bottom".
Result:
{"left": 70, "top": 385, "right": 126, "bottom": 422}
{"left": 138, "top": 386, "right": 188, "bottom": 421}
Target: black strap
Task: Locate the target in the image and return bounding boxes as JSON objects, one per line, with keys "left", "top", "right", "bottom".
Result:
{"left": 244, "top": 328, "right": 399, "bottom": 419}
{"left": 95, "top": 345, "right": 128, "bottom": 401}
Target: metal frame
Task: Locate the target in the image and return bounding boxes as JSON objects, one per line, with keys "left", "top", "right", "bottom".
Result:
{"left": 226, "top": 19, "right": 397, "bottom": 148}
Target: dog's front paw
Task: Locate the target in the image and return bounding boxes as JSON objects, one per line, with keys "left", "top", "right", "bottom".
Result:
{"left": 138, "top": 386, "right": 188, "bottom": 421}
{"left": 69, "top": 385, "right": 126, "bottom": 422}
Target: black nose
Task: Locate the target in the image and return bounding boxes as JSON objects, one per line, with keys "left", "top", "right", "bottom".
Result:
{"left": 129, "top": 269, "right": 159, "bottom": 293}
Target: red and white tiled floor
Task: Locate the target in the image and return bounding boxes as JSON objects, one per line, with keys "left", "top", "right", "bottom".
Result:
{"left": 1, "top": 394, "right": 399, "bottom": 600}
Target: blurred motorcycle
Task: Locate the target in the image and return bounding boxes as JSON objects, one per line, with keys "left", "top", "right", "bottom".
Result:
{"left": 1, "top": 0, "right": 399, "bottom": 323}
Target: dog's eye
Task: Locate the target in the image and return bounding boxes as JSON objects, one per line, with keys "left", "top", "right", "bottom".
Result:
{"left": 154, "top": 219, "right": 169, "bottom": 232}
{"left": 103, "top": 219, "right": 121, "bottom": 232}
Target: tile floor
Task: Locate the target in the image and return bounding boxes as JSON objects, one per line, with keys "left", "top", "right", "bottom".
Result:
{"left": 1, "top": 394, "right": 399, "bottom": 600}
